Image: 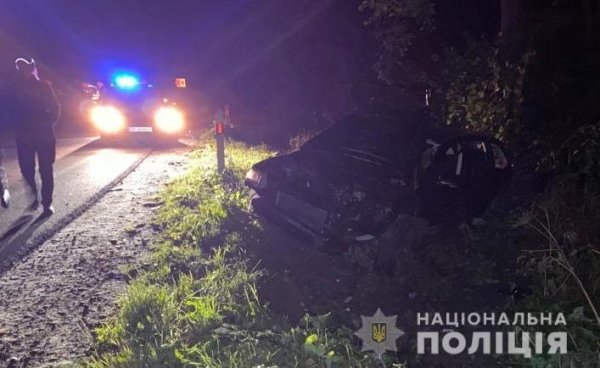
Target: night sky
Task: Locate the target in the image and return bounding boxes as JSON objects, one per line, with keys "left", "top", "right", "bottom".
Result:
{"left": 0, "top": 1, "right": 349, "bottom": 83}
{"left": 1, "top": 0, "right": 369, "bottom": 131}
{"left": 0, "top": 0, "right": 499, "bottom": 136}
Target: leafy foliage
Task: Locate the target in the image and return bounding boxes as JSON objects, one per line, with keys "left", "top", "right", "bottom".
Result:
{"left": 359, "top": 0, "right": 435, "bottom": 86}
{"left": 361, "top": 0, "right": 600, "bottom": 365}
{"left": 441, "top": 40, "right": 532, "bottom": 141}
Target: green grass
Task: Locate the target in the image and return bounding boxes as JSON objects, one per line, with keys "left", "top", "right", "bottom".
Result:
{"left": 85, "top": 138, "right": 390, "bottom": 368}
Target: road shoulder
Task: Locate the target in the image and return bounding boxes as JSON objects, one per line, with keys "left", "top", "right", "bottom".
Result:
{"left": 0, "top": 148, "right": 190, "bottom": 367}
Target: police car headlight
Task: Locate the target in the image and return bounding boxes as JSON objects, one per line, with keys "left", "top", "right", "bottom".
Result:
{"left": 90, "top": 106, "right": 125, "bottom": 133}
{"left": 155, "top": 107, "right": 184, "bottom": 133}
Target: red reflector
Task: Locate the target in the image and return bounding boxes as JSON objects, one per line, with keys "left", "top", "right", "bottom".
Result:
{"left": 216, "top": 122, "right": 224, "bottom": 135}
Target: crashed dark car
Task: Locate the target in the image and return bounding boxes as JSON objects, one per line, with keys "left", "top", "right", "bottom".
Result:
{"left": 244, "top": 111, "right": 512, "bottom": 247}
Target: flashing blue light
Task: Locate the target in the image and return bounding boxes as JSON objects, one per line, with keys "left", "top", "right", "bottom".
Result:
{"left": 114, "top": 74, "right": 139, "bottom": 89}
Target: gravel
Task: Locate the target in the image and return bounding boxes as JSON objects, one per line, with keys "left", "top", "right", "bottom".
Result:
{"left": 0, "top": 148, "right": 190, "bottom": 368}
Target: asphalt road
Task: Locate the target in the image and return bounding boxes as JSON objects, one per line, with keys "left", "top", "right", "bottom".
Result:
{"left": 0, "top": 135, "right": 193, "bottom": 272}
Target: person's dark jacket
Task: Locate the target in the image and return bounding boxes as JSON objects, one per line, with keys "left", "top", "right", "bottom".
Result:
{"left": 8, "top": 76, "right": 60, "bottom": 140}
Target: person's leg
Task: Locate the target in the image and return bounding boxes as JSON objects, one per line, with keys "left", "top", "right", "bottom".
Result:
{"left": 37, "top": 138, "right": 56, "bottom": 214}
{"left": 16, "top": 140, "right": 38, "bottom": 207}
{"left": 0, "top": 147, "right": 10, "bottom": 208}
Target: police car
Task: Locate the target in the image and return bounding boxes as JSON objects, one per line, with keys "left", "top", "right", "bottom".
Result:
{"left": 88, "top": 73, "right": 186, "bottom": 141}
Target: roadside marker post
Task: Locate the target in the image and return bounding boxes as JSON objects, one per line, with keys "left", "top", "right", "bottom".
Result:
{"left": 216, "top": 121, "right": 225, "bottom": 174}
{"left": 214, "top": 105, "right": 230, "bottom": 174}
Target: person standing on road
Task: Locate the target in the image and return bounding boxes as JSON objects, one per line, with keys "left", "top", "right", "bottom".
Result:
{"left": 0, "top": 75, "right": 12, "bottom": 209}
{"left": 8, "top": 58, "right": 60, "bottom": 216}
{"left": 0, "top": 147, "right": 10, "bottom": 209}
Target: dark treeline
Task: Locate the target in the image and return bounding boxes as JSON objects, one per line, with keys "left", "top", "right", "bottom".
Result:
{"left": 360, "top": 1, "right": 600, "bottom": 365}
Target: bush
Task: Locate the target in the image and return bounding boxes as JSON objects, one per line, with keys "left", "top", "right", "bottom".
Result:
{"left": 441, "top": 38, "right": 532, "bottom": 143}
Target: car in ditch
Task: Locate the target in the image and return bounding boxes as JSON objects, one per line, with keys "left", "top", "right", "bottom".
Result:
{"left": 244, "top": 110, "right": 512, "bottom": 254}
